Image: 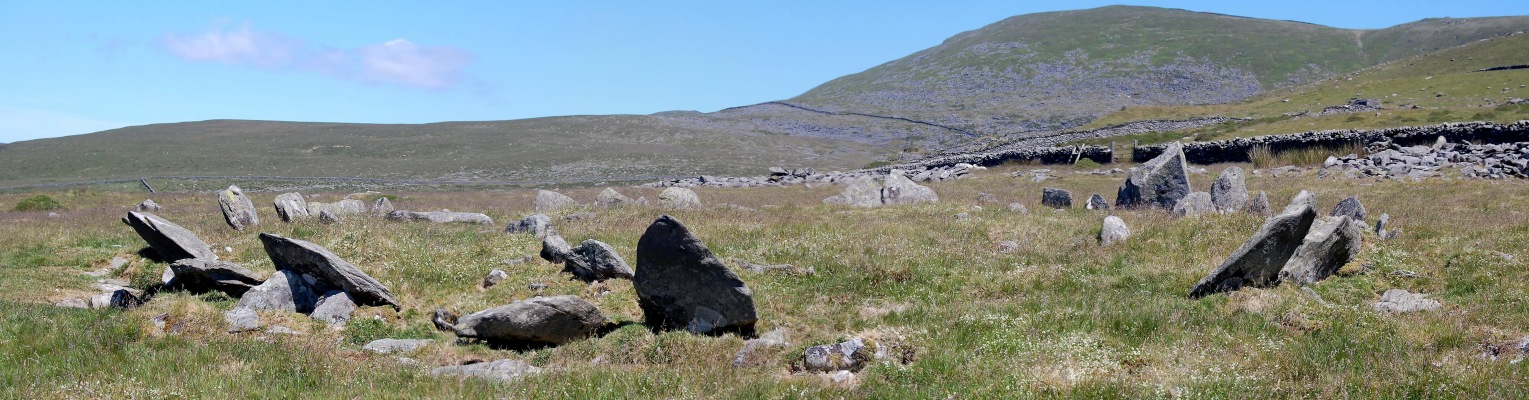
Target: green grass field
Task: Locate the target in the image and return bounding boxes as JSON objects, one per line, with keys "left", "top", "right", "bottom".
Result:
{"left": 3, "top": 159, "right": 1527, "bottom": 398}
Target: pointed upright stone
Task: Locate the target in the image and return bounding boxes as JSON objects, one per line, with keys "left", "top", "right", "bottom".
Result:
{"left": 1188, "top": 191, "right": 1318, "bottom": 298}
{"left": 1279, "top": 216, "right": 1364, "bottom": 285}
{"left": 635, "top": 215, "right": 757, "bottom": 335}
{"left": 258, "top": 233, "right": 399, "bottom": 309}
{"left": 1211, "top": 167, "right": 1249, "bottom": 212}
{"left": 1086, "top": 194, "right": 1110, "bottom": 210}
{"left": 1116, "top": 142, "right": 1190, "bottom": 209}
{"left": 218, "top": 185, "right": 259, "bottom": 230}
{"left": 123, "top": 211, "right": 217, "bottom": 262}
{"left": 1246, "top": 191, "right": 1271, "bottom": 216}
{"left": 1329, "top": 196, "right": 1367, "bottom": 222}
{"left": 371, "top": 197, "right": 395, "bottom": 215}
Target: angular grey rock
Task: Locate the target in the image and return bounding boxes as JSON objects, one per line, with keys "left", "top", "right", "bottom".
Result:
{"left": 318, "top": 210, "right": 340, "bottom": 225}
{"left": 1086, "top": 194, "right": 1110, "bottom": 210}
{"left": 1211, "top": 166, "right": 1250, "bottom": 212}
{"left": 635, "top": 215, "right": 758, "bottom": 335}
{"left": 450, "top": 295, "right": 609, "bottom": 345}
{"left": 1279, "top": 216, "right": 1364, "bottom": 285}
{"left": 881, "top": 171, "right": 938, "bottom": 205}
{"left": 1172, "top": 192, "right": 1216, "bottom": 217}
{"left": 429, "top": 359, "right": 543, "bottom": 382}
{"left": 1100, "top": 216, "right": 1130, "bottom": 246}
{"left": 1117, "top": 142, "right": 1191, "bottom": 209}
{"left": 135, "top": 199, "right": 163, "bottom": 213}
{"left": 1041, "top": 187, "right": 1072, "bottom": 209}
{"left": 504, "top": 214, "right": 553, "bottom": 237}
{"left": 218, "top": 185, "right": 259, "bottom": 231}
{"left": 594, "top": 187, "right": 635, "bottom": 207}
{"left": 371, "top": 197, "right": 394, "bottom": 215}
{"left": 482, "top": 269, "right": 508, "bottom": 288}
{"left": 658, "top": 187, "right": 702, "bottom": 209}
{"left": 563, "top": 239, "right": 635, "bottom": 282}
{"left": 1007, "top": 203, "right": 1029, "bottom": 214}
{"left": 386, "top": 210, "right": 493, "bottom": 225}
{"left": 236, "top": 270, "right": 319, "bottom": 313}
{"left": 273, "top": 192, "right": 309, "bottom": 222}
{"left": 822, "top": 176, "right": 883, "bottom": 207}
{"left": 311, "top": 291, "right": 357, "bottom": 325}
{"left": 540, "top": 234, "right": 574, "bottom": 264}
{"left": 1189, "top": 191, "right": 1318, "bottom": 298}
{"left": 169, "top": 258, "right": 264, "bottom": 297}
{"left": 1247, "top": 191, "right": 1272, "bottom": 216}
{"left": 1329, "top": 196, "right": 1367, "bottom": 222}
{"left": 123, "top": 211, "right": 217, "bottom": 262}
{"left": 534, "top": 190, "right": 579, "bottom": 212}
{"left": 1373, "top": 289, "right": 1442, "bottom": 313}
{"left": 803, "top": 337, "right": 877, "bottom": 373}
{"left": 259, "top": 233, "right": 399, "bottom": 309}
{"left": 225, "top": 307, "right": 261, "bottom": 333}
{"left": 363, "top": 338, "right": 432, "bottom": 354}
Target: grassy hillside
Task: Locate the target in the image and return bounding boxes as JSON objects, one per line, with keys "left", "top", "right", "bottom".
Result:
{"left": 1073, "top": 32, "right": 1529, "bottom": 146}
{"left": 792, "top": 5, "right": 1529, "bottom": 137}
{"left": 0, "top": 116, "right": 887, "bottom": 187}
{"left": 2, "top": 162, "right": 1527, "bottom": 397}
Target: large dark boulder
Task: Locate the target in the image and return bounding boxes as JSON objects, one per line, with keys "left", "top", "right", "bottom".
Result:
{"left": 169, "top": 258, "right": 263, "bottom": 297}
{"left": 1041, "top": 187, "right": 1072, "bottom": 209}
{"left": 449, "top": 295, "right": 608, "bottom": 345}
{"left": 634, "top": 215, "right": 758, "bottom": 335}
{"left": 123, "top": 211, "right": 217, "bottom": 262}
{"left": 1117, "top": 142, "right": 1191, "bottom": 209}
{"left": 1188, "top": 191, "right": 1317, "bottom": 298}
{"left": 1279, "top": 216, "right": 1364, "bottom": 285}
{"left": 258, "top": 233, "right": 399, "bottom": 309}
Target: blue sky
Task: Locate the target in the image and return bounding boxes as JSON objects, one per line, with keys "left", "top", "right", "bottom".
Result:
{"left": 2, "top": 1, "right": 1526, "bottom": 143}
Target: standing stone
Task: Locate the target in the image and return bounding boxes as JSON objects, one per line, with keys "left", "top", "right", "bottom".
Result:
{"left": 449, "top": 295, "right": 609, "bottom": 345}
{"left": 1211, "top": 167, "right": 1250, "bottom": 212}
{"left": 310, "top": 291, "right": 357, "bottom": 325}
{"left": 1100, "top": 216, "right": 1130, "bottom": 246}
{"left": 258, "top": 233, "right": 399, "bottom": 309}
{"left": 169, "top": 258, "right": 263, "bottom": 297}
{"left": 236, "top": 270, "right": 319, "bottom": 313}
{"left": 1188, "top": 191, "right": 1318, "bottom": 298}
{"left": 273, "top": 192, "right": 310, "bottom": 222}
{"left": 1172, "top": 192, "right": 1216, "bottom": 217}
{"left": 594, "top": 188, "right": 635, "bottom": 207}
{"left": 1086, "top": 194, "right": 1110, "bottom": 210}
{"left": 1116, "top": 142, "right": 1191, "bottom": 209}
{"left": 634, "top": 215, "right": 758, "bottom": 335}
{"left": 881, "top": 171, "right": 939, "bottom": 205}
{"left": 1329, "top": 196, "right": 1367, "bottom": 222}
{"left": 1279, "top": 216, "right": 1364, "bottom": 285}
{"left": 123, "top": 212, "right": 217, "bottom": 262}
{"left": 1375, "top": 213, "right": 1392, "bottom": 238}
{"left": 218, "top": 185, "right": 259, "bottom": 231}
{"left": 823, "top": 177, "right": 883, "bottom": 207}
{"left": 505, "top": 214, "right": 554, "bottom": 238}
{"left": 534, "top": 190, "right": 579, "bottom": 212}
{"left": 1246, "top": 191, "right": 1272, "bottom": 216}
{"left": 1041, "top": 187, "right": 1072, "bottom": 209}
{"left": 135, "top": 199, "right": 164, "bottom": 213}
{"left": 563, "top": 239, "right": 636, "bottom": 282}
{"left": 658, "top": 187, "right": 702, "bottom": 210}
{"left": 371, "top": 197, "right": 395, "bottom": 215}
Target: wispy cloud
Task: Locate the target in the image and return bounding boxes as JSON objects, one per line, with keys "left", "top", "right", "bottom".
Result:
{"left": 160, "top": 23, "right": 474, "bottom": 90}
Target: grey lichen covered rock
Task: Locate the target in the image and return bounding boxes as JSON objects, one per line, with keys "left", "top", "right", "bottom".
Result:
{"left": 481, "top": 269, "right": 508, "bottom": 288}
{"left": 505, "top": 214, "right": 553, "bottom": 238}
{"left": 658, "top": 187, "right": 702, "bottom": 210}
{"left": 562, "top": 239, "right": 635, "bottom": 282}
{"left": 1041, "top": 187, "right": 1072, "bottom": 209}
{"left": 450, "top": 295, "right": 609, "bottom": 345}
{"left": 880, "top": 171, "right": 939, "bottom": 205}
{"left": 386, "top": 210, "right": 493, "bottom": 225}
{"left": 135, "top": 199, "right": 164, "bottom": 212}
{"left": 534, "top": 190, "right": 579, "bottom": 212}
{"left": 311, "top": 291, "right": 357, "bottom": 325}
{"left": 1279, "top": 216, "right": 1363, "bottom": 286}
{"left": 429, "top": 359, "right": 543, "bottom": 382}
{"left": 371, "top": 197, "right": 394, "bottom": 215}
{"left": 635, "top": 215, "right": 758, "bottom": 335}
{"left": 259, "top": 233, "right": 399, "bottom": 309}
{"left": 1007, "top": 203, "right": 1029, "bottom": 214}
{"left": 225, "top": 307, "right": 262, "bottom": 333}
{"left": 1329, "top": 196, "right": 1367, "bottom": 222}
{"left": 363, "top": 338, "right": 432, "bottom": 354}
{"left": 539, "top": 234, "right": 574, "bottom": 264}
{"left": 307, "top": 199, "right": 366, "bottom": 217}
{"left": 822, "top": 176, "right": 883, "bottom": 207}
{"left": 1116, "top": 142, "right": 1190, "bottom": 209}
{"left": 235, "top": 270, "right": 319, "bottom": 313}
{"left": 123, "top": 211, "right": 217, "bottom": 262}
{"left": 1373, "top": 289, "right": 1442, "bottom": 313}
{"left": 1188, "top": 191, "right": 1317, "bottom": 298}
{"left": 1172, "top": 192, "right": 1216, "bottom": 217}
{"left": 1246, "top": 191, "right": 1272, "bottom": 216}
{"left": 1100, "top": 216, "right": 1130, "bottom": 246}
{"left": 803, "top": 337, "right": 879, "bottom": 373}
{"left": 169, "top": 258, "right": 263, "bottom": 297}
{"left": 1086, "top": 194, "right": 1110, "bottom": 210}
{"left": 1210, "top": 166, "right": 1249, "bottom": 212}
{"left": 273, "top": 192, "right": 310, "bottom": 222}
{"left": 594, "top": 187, "right": 635, "bottom": 207}
{"left": 218, "top": 185, "right": 259, "bottom": 231}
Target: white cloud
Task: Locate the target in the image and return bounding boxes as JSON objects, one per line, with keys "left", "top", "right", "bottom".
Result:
{"left": 160, "top": 23, "right": 474, "bottom": 90}
{"left": 0, "top": 106, "right": 138, "bottom": 143}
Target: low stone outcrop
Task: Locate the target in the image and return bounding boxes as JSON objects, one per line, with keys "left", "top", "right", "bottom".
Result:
{"left": 1100, "top": 216, "right": 1130, "bottom": 246}
{"left": 658, "top": 187, "right": 703, "bottom": 209}
{"left": 448, "top": 295, "right": 608, "bottom": 345}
